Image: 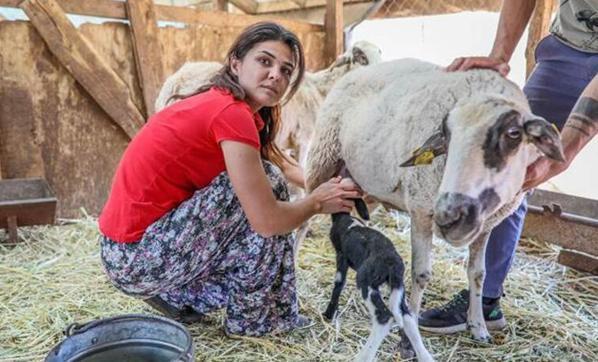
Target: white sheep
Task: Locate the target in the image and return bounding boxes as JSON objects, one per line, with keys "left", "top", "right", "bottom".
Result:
{"left": 305, "top": 59, "right": 564, "bottom": 347}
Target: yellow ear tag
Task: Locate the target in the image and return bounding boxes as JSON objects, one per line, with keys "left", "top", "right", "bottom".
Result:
{"left": 551, "top": 123, "right": 560, "bottom": 135}
{"left": 414, "top": 150, "right": 435, "bottom": 165}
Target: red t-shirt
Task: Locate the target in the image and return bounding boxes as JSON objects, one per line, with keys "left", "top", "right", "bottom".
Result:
{"left": 99, "top": 88, "right": 264, "bottom": 242}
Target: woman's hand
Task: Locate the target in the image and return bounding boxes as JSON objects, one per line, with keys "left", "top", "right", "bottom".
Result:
{"left": 309, "top": 176, "right": 362, "bottom": 214}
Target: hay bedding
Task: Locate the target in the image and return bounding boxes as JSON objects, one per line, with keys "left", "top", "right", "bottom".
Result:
{"left": 0, "top": 210, "right": 596, "bottom": 361}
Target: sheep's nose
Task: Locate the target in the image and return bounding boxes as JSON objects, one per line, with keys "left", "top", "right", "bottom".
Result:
{"left": 434, "top": 193, "right": 479, "bottom": 233}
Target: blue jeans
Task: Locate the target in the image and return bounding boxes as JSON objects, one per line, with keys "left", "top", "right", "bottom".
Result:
{"left": 483, "top": 35, "right": 598, "bottom": 299}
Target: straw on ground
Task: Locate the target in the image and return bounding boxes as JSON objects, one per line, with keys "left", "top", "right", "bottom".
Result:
{"left": 0, "top": 209, "right": 596, "bottom": 361}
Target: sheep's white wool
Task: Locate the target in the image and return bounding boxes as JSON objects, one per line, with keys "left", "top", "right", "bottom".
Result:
{"left": 305, "top": 58, "right": 530, "bottom": 234}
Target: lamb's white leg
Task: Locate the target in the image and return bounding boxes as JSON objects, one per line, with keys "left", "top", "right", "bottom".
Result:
{"left": 467, "top": 232, "right": 492, "bottom": 343}
{"left": 355, "top": 288, "right": 392, "bottom": 362}
{"left": 402, "top": 313, "right": 434, "bottom": 362}
{"left": 409, "top": 214, "right": 434, "bottom": 316}
{"left": 389, "top": 287, "right": 405, "bottom": 329}
{"left": 391, "top": 287, "right": 434, "bottom": 362}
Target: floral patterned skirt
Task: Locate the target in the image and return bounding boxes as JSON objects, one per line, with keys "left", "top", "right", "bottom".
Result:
{"left": 100, "top": 162, "right": 299, "bottom": 336}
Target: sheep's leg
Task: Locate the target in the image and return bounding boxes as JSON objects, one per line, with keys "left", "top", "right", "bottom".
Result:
{"left": 400, "top": 214, "right": 433, "bottom": 359}
{"left": 409, "top": 214, "right": 434, "bottom": 316}
{"left": 355, "top": 287, "right": 392, "bottom": 362}
{"left": 323, "top": 256, "right": 349, "bottom": 320}
{"left": 467, "top": 232, "right": 492, "bottom": 343}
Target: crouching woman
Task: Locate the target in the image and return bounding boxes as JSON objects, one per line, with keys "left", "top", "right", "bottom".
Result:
{"left": 98, "top": 22, "right": 360, "bottom": 337}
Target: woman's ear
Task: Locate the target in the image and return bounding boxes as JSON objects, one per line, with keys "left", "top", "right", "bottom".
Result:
{"left": 230, "top": 57, "right": 241, "bottom": 76}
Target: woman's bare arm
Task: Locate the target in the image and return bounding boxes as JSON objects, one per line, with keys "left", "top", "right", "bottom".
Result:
{"left": 221, "top": 141, "right": 360, "bottom": 237}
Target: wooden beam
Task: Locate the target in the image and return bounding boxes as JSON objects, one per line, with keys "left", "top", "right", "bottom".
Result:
{"left": 324, "top": 0, "right": 343, "bottom": 64}
{"left": 0, "top": 0, "right": 322, "bottom": 32}
{"left": 289, "top": 0, "right": 306, "bottom": 8}
{"left": 525, "top": 0, "right": 557, "bottom": 78}
{"left": 126, "top": 0, "right": 163, "bottom": 117}
{"left": 212, "top": 0, "right": 228, "bottom": 12}
{"left": 256, "top": 0, "right": 367, "bottom": 14}
{"left": 228, "top": 0, "right": 257, "bottom": 14}
{"left": 558, "top": 249, "right": 598, "bottom": 274}
{"left": 20, "top": 0, "right": 144, "bottom": 139}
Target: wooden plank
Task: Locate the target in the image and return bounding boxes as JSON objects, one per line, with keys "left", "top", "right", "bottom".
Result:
{"left": 558, "top": 249, "right": 598, "bottom": 274}
{"left": 228, "top": 0, "right": 257, "bottom": 14}
{"left": 20, "top": 0, "right": 144, "bottom": 139}
{"left": 0, "top": 0, "right": 322, "bottom": 32}
{"left": 0, "top": 0, "right": 127, "bottom": 18}
{"left": 126, "top": 0, "right": 163, "bottom": 117}
{"left": 157, "top": 5, "right": 322, "bottom": 32}
{"left": 256, "top": 0, "right": 366, "bottom": 14}
{"left": 213, "top": 0, "right": 228, "bottom": 12}
{"left": 525, "top": 0, "right": 557, "bottom": 78}
{"left": 324, "top": 0, "right": 343, "bottom": 64}
{"left": 523, "top": 212, "right": 598, "bottom": 257}
{"left": 0, "top": 80, "right": 46, "bottom": 179}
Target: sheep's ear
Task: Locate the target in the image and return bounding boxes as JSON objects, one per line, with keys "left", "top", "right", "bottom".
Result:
{"left": 351, "top": 47, "right": 369, "bottom": 65}
{"left": 524, "top": 118, "right": 565, "bottom": 162}
{"left": 400, "top": 131, "right": 447, "bottom": 167}
{"left": 330, "top": 54, "right": 351, "bottom": 70}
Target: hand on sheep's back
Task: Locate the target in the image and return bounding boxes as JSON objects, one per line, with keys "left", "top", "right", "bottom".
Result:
{"left": 308, "top": 177, "right": 362, "bottom": 214}
{"left": 445, "top": 56, "right": 510, "bottom": 77}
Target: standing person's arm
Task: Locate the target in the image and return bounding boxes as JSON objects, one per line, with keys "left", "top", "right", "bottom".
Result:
{"left": 221, "top": 141, "right": 360, "bottom": 237}
{"left": 523, "top": 74, "right": 598, "bottom": 190}
{"left": 446, "top": 0, "right": 537, "bottom": 76}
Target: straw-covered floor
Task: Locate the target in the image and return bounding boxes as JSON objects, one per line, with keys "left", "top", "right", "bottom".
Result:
{"left": 1, "top": 209, "right": 597, "bottom": 361}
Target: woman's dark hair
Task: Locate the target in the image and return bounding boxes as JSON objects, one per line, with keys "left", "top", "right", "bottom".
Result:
{"left": 171, "top": 22, "right": 306, "bottom": 169}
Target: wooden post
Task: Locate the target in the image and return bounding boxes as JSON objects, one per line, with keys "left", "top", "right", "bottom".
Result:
{"left": 20, "top": 0, "right": 145, "bottom": 139}
{"left": 325, "top": 0, "right": 343, "bottom": 65}
{"left": 213, "top": 0, "right": 228, "bottom": 11}
{"left": 6, "top": 215, "right": 18, "bottom": 243}
{"left": 525, "top": 0, "right": 557, "bottom": 78}
{"left": 126, "top": 0, "right": 163, "bottom": 117}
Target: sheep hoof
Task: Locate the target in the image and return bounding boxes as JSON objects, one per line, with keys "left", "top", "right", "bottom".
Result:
{"left": 398, "top": 332, "right": 416, "bottom": 359}
{"left": 472, "top": 333, "right": 493, "bottom": 344}
{"left": 322, "top": 310, "right": 335, "bottom": 321}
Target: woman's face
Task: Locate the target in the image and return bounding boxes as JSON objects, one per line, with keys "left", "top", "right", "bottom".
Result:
{"left": 231, "top": 40, "right": 295, "bottom": 112}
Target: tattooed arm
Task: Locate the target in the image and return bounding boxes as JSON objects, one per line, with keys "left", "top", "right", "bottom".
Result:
{"left": 523, "top": 74, "right": 598, "bottom": 190}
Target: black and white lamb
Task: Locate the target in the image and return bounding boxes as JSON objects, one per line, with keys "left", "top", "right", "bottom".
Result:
{"left": 324, "top": 210, "right": 433, "bottom": 362}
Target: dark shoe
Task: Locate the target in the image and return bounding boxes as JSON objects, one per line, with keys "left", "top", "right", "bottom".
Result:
{"left": 143, "top": 296, "right": 203, "bottom": 324}
{"left": 418, "top": 289, "right": 506, "bottom": 334}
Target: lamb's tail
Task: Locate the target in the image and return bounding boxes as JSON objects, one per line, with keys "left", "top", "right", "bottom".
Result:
{"left": 304, "top": 112, "right": 343, "bottom": 192}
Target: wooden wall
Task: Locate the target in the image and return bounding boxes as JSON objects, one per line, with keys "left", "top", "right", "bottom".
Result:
{"left": 0, "top": 0, "right": 326, "bottom": 218}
